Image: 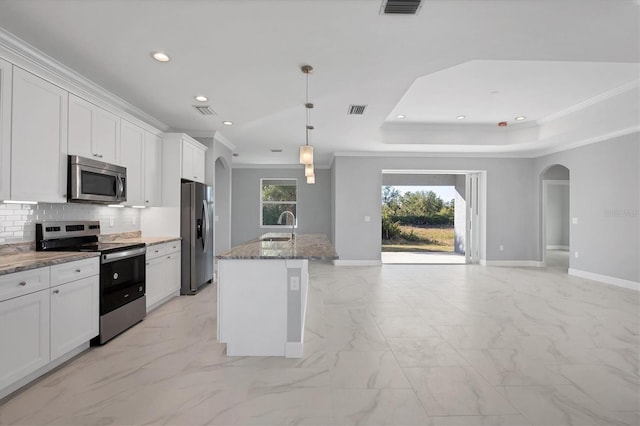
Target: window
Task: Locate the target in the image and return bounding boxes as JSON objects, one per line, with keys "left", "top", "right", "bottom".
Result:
{"left": 260, "top": 178, "right": 297, "bottom": 227}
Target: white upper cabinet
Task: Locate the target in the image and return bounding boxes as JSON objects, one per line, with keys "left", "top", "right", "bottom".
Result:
{"left": 144, "top": 132, "right": 162, "bottom": 206}
{"left": 68, "top": 94, "right": 121, "bottom": 165}
{"left": 0, "top": 59, "right": 11, "bottom": 201}
{"left": 120, "top": 120, "right": 145, "bottom": 206}
{"left": 11, "top": 67, "right": 68, "bottom": 203}
{"left": 181, "top": 137, "right": 206, "bottom": 183}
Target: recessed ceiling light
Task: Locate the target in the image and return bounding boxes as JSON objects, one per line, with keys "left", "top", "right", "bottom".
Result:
{"left": 222, "top": 121, "right": 233, "bottom": 126}
{"left": 396, "top": 114, "right": 405, "bottom": 119}
{"left": 151, "top": 51, "right": 170, "bottom": 62}
{"left": 194, "top": 95, "right": 208, "bottom": 102}
{"left": 515, "top": 116, "right": 526, "bottom": 121}
{"left": 456, "top": 115, "right": 466, "bottom": 120}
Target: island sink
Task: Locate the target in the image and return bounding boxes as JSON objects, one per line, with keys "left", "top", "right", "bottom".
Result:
{"left": 259, "top": 233, "right": 292, "bottom": 242}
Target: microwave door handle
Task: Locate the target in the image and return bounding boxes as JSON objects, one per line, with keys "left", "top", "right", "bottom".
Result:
{"left": 117, "top": 176, "right": 124, "bottom": 199}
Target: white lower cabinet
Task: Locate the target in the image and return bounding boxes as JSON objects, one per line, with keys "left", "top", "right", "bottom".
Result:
{"left": 50, "top": 275, "right": 99, "bottom": 360}
{"left": 0, "top": 289, "right": 50, "bottom": 392}
{"left": 0, "top": 257, "right": 100, "bottom": 398}
{"left": 145, "top": 241, "right": 181, "bottom": 311}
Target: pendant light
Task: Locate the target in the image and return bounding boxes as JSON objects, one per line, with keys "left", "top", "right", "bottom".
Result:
{"left": 304, "top": 163, "right": 314, "bottom": 177}
{"left": 306, "top": 174, "right": 315, "bottom": 184}
{"left": 299, "top": 65, "right": 314, "bottom": 166}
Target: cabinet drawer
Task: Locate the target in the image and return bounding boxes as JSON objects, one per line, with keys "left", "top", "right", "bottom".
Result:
{"left": 0, "top": 268, "right": 50, "bottom": 302}
{"left": 164, "top": 240, "right": 181, "bottom": 254}
{"left": 146, "top": 243, "right": 166, "bottom": 260}
{"left": 50, "top": 258, "right": 99, "bottom": 286}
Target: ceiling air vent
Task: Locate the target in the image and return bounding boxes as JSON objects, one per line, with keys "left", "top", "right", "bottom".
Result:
{"left": 348, "top": 104, "right": 367, "bottom": 115}
{"left": 381, "top": 0, "right": 422, "bottom": 15}
{"left": 192, "top": 105, "right": 216, "bottom": 116}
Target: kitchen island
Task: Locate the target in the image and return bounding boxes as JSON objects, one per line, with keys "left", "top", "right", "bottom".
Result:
{"left": 216, "top": 233, "right": 337, "bottom": 358}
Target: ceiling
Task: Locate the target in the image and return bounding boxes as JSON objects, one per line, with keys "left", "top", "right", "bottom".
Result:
{"left": 0, "top": 0, "right": 637, "bottom": 166}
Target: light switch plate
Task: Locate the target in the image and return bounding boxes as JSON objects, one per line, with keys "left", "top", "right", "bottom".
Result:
{"left": 364, "top": 216, "right": 371, "bottom": 222}
{"left": 290, "top": 276, "right": 300, "bottom": 291}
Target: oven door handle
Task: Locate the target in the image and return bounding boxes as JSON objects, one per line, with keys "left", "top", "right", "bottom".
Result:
{"left": 101, "top": 247, "right": 146, "bottom": 264}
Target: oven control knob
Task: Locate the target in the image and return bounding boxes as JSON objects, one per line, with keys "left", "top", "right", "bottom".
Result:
{"left": 113, "top": 272, "right": 119, "bottom": 280}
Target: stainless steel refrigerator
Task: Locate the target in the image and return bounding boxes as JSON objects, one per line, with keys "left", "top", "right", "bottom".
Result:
{"left": 181, "top": 181, "right": 214, "bottom": 295}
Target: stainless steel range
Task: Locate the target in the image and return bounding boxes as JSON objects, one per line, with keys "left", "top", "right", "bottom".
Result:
{"left": 36, "top": 221, "right": 146, "bottom": 344}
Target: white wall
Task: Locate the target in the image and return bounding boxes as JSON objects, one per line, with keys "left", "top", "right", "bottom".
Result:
{"left": 231, "top": 168, "right": 331, "bottom": 247}
{"left": 333, "top": 156, "right": 535, "bottom": 262}
{"left": 533, "top": 132, "right": 639, "bottom": 283}
{"left": 454, "top": 175, "right": 466, "bottom": 255}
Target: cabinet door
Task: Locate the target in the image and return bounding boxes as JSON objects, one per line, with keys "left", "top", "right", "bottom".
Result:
{"left": 92, "top": 106, "right": 120, "bottom": 164}
{"left": 165, "top": 251, "right": 181, "bottom": 294}
{"left": 50, "top": 276, "right": 99, "bottom": 360}
{"left": 0, "top": 290, "right": 50, "bottom": 391}
{"left": 193, "top": 147, "right": 205, "bottom": 183}
{"left": 145, "top": 256, "right": 165, "bottom": 310}
{"left": 181, "top": 140, "right": 195, "bottom": 181}
{"left": 68, "top": 94, "right": 93, "bottom": 159}
{"left": 144, "top": 132, "right": 162, "bottom": 206}
{"left": 120, "top": 121, "right": 145, "bottom": 206}
{"left": 0, "top": 59, "right": 12, "bottom": 201}
{"left": 11, "top": 67, "right": 68, "bottom": 203}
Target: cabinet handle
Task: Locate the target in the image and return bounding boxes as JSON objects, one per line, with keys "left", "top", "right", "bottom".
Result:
{"left": 167, "top": 255, "right": 171, "bottom": 259}
{"left": 145, "top": 200, "right": 149, "bottom": 203}
{"left": 146, "top": 262, "right": 150, "bottom": 266}
{"left": 93, "top": 153, "right": 103, "bottom": 158}
{"left": 75, "top": 269, "right": 81, "bottom": 273}
{"left": 53, "top": 289, "right": 60, "bottom": 294}
{"left": 18, "top": 281, "right": 27, "bottom": 286}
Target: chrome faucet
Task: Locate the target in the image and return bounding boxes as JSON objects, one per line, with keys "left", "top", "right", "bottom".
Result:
{"left": 277, "top": 210, "right": 296, "bottom": 241}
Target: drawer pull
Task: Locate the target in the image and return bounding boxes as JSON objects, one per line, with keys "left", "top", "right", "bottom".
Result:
{"left": 18, "top": 281, "right": 27, "bottom": 286}
{"left": 167, "top": 256, "right": 171, "bottom": 259}
{"left": 146, "top": 262, "right": 150, "bottom": 266}
{"left": 53, "top": 289, "right": 60, "bottom": 294}
{"left": 75, "top": 269, "right": 81, "bottom": 273}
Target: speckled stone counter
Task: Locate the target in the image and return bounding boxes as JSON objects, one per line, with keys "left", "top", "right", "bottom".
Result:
{"left": 100, "top": 231, "right": 181, "bottom": 247}
{"left": 0, "top": 233, "right": 179, "bottom": 276}
{"left": 216, "top": 233, "right": 338, "bottom": 260}
{"left": 0, "top": 251, "right": 100, "bottom": 276}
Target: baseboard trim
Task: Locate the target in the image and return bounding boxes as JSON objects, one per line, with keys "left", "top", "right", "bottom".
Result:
{"left": 333, "top": 260, "right": 383, "bottom": 266}
{"left": 546, "top": 245, "right": 569, "bottom": 250}
{"left": 481, "top": 260, "right": 544, "bottom": 267}
{"left": 568, "top": 268, "right": 640, "bottom": 291}
{"left": 285, "top": 342, "right": 303, "bottom": 359}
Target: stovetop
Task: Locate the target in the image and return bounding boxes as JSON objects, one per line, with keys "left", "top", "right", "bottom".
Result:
{"left": 35, "top": 221, "right": 145, "bottom": 254}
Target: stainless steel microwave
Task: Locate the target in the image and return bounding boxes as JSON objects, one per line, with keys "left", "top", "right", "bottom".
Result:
{"left": 68, "top": 155, "right": 127, "bottom": 204}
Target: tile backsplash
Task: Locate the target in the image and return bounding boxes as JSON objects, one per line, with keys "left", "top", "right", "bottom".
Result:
{"left": 0, "top": 203, "right": 141, "bottom": 244}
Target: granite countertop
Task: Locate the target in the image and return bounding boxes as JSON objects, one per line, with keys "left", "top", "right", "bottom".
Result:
{"left": 0, "top": 233, "right": 180, "bottom": 277}
{"left": 0, "top": 251, "right": 100, "bottom": 276}
{"left": 216, "top": 233, "right": 338, "bottom": 260}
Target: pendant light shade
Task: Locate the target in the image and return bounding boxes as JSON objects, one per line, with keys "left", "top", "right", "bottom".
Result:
{"left": 306, "top": 174, "right": 315, "bottom": 184}
{"left": 299, "top": 145, "right": 313, "bottom": 165}
{"left": 304, "top": 163, "right": 315, "bottom": 177}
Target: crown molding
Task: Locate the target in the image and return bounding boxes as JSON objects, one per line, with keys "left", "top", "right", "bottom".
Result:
{"left": 232, "top": 163, "right": 331, "bottom": 170}
{"left": 0, "top": 27, "right": 169, "bottom": 132}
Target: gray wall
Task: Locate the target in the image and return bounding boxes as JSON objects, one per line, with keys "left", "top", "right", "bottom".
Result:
{"left": 545, "top": 183, "right": 569, "bottom": 248}
{"left": 333, "top": 156, "right": 535, "bottom": 262}
{"left": 231, "top": 168, "right": 332, "bottom": 246}
{"left": 533, "top": 132, "right": 639, "bottom": 282}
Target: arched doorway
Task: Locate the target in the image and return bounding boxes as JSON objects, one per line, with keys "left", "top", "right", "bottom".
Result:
{"left": 541, "top": 164, "right": 570, "bottom": 272}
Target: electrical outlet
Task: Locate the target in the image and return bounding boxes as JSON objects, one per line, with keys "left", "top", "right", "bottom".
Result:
{"left": 364, "top": 216, "right": 371, "bottom": 222}
{"left": 109, "top": 217, "right": 114, "bottom": 227}
{"left": 290, "top": 276, "right": 300, "bottom": 291}
{"left": 572, "top": 217, "right": 578, "bottom": 225}
{"left": 574, "top": 251, "right": 579, "bottom": 258}
{"left": 499, "top": 245, "right": 504, "bottom": 251}
{"left": 215, "top": 215, "right": 219, "bottom": 222}
{"left": 132, "top": 216, "right": 136, "bottom": 225}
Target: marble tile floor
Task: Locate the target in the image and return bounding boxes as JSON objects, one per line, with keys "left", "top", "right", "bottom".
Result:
{"left": 0, "top": 260, "right": 638, "bottom": 425}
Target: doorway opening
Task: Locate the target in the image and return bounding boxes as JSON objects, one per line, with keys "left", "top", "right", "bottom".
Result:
{"left": 380, "top": 170, "right": 485, "bottom": 265}
{"left": 541, "top": 165, "right": 570, "bottom": 272}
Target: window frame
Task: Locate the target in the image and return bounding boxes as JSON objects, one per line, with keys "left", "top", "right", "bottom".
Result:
{"left": 259, "top": 178, "right": 298, "bottom": 229}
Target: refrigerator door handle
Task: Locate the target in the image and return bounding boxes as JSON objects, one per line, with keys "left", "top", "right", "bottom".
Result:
{"left": 202, "top": 200, "right": 210, "bottom": 254}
